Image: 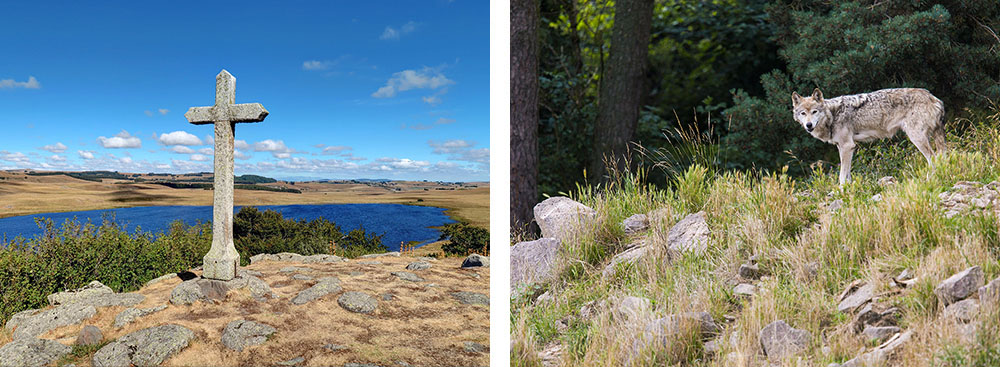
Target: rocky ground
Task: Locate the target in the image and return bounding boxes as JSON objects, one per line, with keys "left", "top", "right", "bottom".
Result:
{"left": 1, "top": 252, "right": 490, "bottom": 367}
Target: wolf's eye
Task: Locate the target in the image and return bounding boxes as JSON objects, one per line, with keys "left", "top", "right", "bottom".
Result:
{"left": 799, "top": 111, "right": 805, "bottom": 115}
{"left": 812, "top": 110, "right": 818, "bottom": 114}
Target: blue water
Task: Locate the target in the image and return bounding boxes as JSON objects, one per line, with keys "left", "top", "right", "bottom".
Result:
{"left": 0, "top": 204, "right": 455, "bottom": 251}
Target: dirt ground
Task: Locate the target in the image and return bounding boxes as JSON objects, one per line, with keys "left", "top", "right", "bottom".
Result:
{"left": 39, "top": 255, "right": 490, "bottom": 367}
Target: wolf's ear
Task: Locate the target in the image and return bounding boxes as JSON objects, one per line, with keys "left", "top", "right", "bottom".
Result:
{"left": 792, "top": 91, "right": 801, "bottom": 105}
{"left": 812, "top": 88, "right": 823, "bottom": 102}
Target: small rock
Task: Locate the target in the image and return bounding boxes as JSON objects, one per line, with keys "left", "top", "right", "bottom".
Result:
{"left": 838, "top": 281, "right": 875, "bottom": 313}
{"left": 144, "top": 273, "right": 179, "bottom": 288}
{"left": 759, "top": 320, "right": 810, "bottom": 361}
{"left": 114, "top": 305, "right": 167, "bottom": 328}
{"left": 610, "top": 296, "right": 652, "bottom": 322}
{"left": 405, "top": 261, "right": 431, "bottom": 271}
{"left": 322, "top": 343, "right": 347, "bottom": 352}
{"left": 359, "top": 261, "right": 383, "bottom": 265}
{"left": 279, "top": 266, "right": 307, "bottom": 273}
{"left": 358, "top": 251, "right": 401, "bottom": 258}
{"left": 276, "top": 356, "right": 305, "bottom": 366}
{"left": 292, "top": 274, "right": 313, "bottom": 281}
{"left": 738, "top": 263, "right": 760, "bottom": 280}
{"left": 461, "top": 254, "right": 490, "bottom": 268}
{"left": 463, "top": 341, "right": 487, "bottom": 353}
{"left": 533, "top": 196, "right": 597, "bottom": 239}
{"left": 510, "top": 238, "right": 561, "bottom": 287}
{"left": 92, "top": 324, "right": 195, "bottom": 367}
{"left": 840, "top": 330, "right": 911, "bottom": 367}
{"left": 47, "top": 281, "right": 113, "bottom": 306}
{"left": 878, "top": 176, "right": 897, "bottom": 186}
{"left": 538, "top": 343, "right": 564, "bottom": 367}
{"left": 417, "top": 256, "right": 438, "bottom": 262}
{"left": 861, "top": 326, "right": 900, "bottom": 343}
{"left": 221, "top": 319, "right": 277, "bottom": 351}
{"left": 391, "top": 271, "right": 425, "bottom": 282}
{"left": 734, "top": 283, "right": 756, "bottom": 298}
{"left": 943, "top": 298, "right": 979, "bottom": 323}
{"left": 452, "top": 292, "right": 489, "bottom": 305}
{"left": 381, "top": 293, "right": 394, "bottom": 301}
{"left": 980, "top": 277, "right": 1000, "bottom": 309}
{"left": 170, "top": 278, "right": 232, "bottom": 305}
{"left": 871, "top": 193, "right": 882, "bottom": 202}
{"left": 291, "top": 277, "right": 342, "bottom": 305}
{"left": 667, "top": 211, "right": 710, "bottom": 255}
{"left": 338, "top": 292, "right": 378, "bottom": 314}
{"left": 601, "top": 246, "right": 648, "bottom": 279}
{"left": 10, "top": 303, "right": 97, "bottom": 340}
{"left": 246, "top": 276, "right": 278, "bottom": 301}
{"left": 0, "top": 338, "right": 72, "bottom": 367}
{"left": 934, "top": 266, "right": 983, "bottom": 306}
{"left": 622, "top": 213, "right": 649, "bottom": 235}
{"left": 829, "top": 199, "right": 843, "bottom": 212}
{"left": 75, "top": 325, "right": 103, "bottom": 346}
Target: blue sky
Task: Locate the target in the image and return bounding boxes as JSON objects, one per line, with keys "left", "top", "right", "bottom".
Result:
{"left": 0, "top": 1, "right": 489, "bottom": 182}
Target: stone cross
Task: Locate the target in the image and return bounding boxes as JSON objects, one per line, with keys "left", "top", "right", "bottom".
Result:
{"left": 185, "top": 69, "right": 268, "bottom": 280}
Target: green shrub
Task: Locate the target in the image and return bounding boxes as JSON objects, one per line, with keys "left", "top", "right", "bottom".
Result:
{"left": 440, "top": 223, "right": 490, "bottom": 256}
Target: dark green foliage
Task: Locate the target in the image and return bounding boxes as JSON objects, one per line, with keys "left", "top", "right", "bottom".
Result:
{"left": 724, "top": 1, "right": 1000, "bottom": 174}
{"left": 233, "top": 206, "right": 385, "bottom": 262}
{"left": 149, "top": 181, "right": 301, "bottom": 194}
{"left": 440, "top": 222, "right": 490, "bottom": 256}
{"left": 25, "top": 170, "right": 130, "bottom": 182}
{"left": 235, "top": 174, "right": 277, "bottom": 184}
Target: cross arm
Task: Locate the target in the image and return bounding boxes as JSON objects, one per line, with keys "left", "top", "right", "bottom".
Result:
{"left": 185, "top": 103, "right": 269, "bottom": 125}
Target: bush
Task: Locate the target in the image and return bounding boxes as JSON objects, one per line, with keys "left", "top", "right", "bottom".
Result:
{"left": 233, "top": 206, "right": 386, "bottom": 263}
{"left": 440, "top": 223, "right": 490, "bottom": 256}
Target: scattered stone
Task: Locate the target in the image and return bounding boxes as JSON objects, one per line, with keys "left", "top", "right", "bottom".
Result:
{"left": 622, "top": 214, "right": 649, "bottom": 235}
{"left": 292, "top": 274, "right": 314, "bottom": 281}
{"left": 804, "top": 262, "right": 820, "bottom": 281}
{"left": 538, "top": 342, "right": 564, "bottom": 367}
{"left": 291, "top": 277, "right": 343, "bottom": 305}
{"left": 871, "top": 193, "right": 882, "bottom": 202}
{"left": 610, "top": 296, "right": 652, "bottom": 323}
{"left": 464, "top": 341, "right": 487, "bottom": 353}
{"left": 939, "top": 181, "right": 1000, "bottom": 218}
{"left": 759, "top": 320, "right": 811, "bottom": 361}
{"left": 338, "top": 292, "right": 378, "bottom": 314}
{"left": 144, "top": 273, "right": 179, "bottom": 288}
{"left": 839, "top": 330, "right": 912, "bottom": 367}
{"left": 170, "top": 278, "right": 232, "bottom": 305}
{"left": 734, "top": 283, "right": 756, "bottom": 298}
{"left": 944, "top": 298, "right": 979, "bottom": 323}
{"left": 221, "top": 319, "right": 277, "bottom": 351}
{"left": 666, "top": 211, "right": 710, "bottom": 255}
{"left": 0, "top": 338, "right": 72, "bottom": 367}
{"left": 838, "top": 281, "right": 875, "bottom": 313}
{"left": 75, "top": 325, "right": 103, "bottom": 346}
{"left": 417, "top": 256, "right": 438, "bottom": 262}
{"left": 878, "top": 176, "right": 897, "bottom": 186}
{"left": 240, "top": 269, "right": 264, "bottom": 277}
{"left": 632, "top": 312, "right": 720, "bottom": 362}
{"left": 861, "top": 326, "right": 900, "bottom": 343}
{"left": 851, "top": 304, "right": 901, "bottom": 333}
{"left": 980, "top": 277, "right": 1000, "bottom": 309}
{"left": 381, "top": 293, "right": 394, "bottom": 301}
{"left": 276, "top": 356, "right": 305, "bottom": 366}
{"left": 245, "top": 276, "right": 278, "bottom": 301}
{"left": 9, "top": 303, "right": 97, "bottom": 340}
{"left": 249, "top": 252, "right": 346, "bottom": 264}
{"left": 601, "top": 245, "right": 648, "bottom": 279}
{"left": 280, "top": 266, "right": 307, "bottom": 273}
{"left": 461, "top": 254, "right": 490, "bottom": 268}
{"left": 92, "top": 324, "right": 195, "bottom": 367}
{"left": 359, "top": 251, "right": 401, "bottom": 259}
{"left": 533, "top": 196, "right": 597, "bottom": 239}
{"left": 452, "top": 292, "right": 489, "bottom": 305}
{"left": 829, "top": 199, "right": 843, "bottom": 212}
{"left": 300, "top": 254, "right": 347, "bottom": 264}
{"left": 405, "top": 261, "right": 431, "bottom": 271}
{"left": 391, "top": 271, "right": 425, "bottom": 282}
{"left": 934, "top": 266, "right": 983, "bottom": 306}
{"left": 511, "top": 238, "right": 560, "bottom": 287}
{"left": 738, "top": 263, "right": 760, "bottom": 280}
{"left": 703, "top": 338, "right": 720, "bottom": 357}
{"left": 359, "top": 261, "right": 383, "bottom": 265}
{"left": 114, "top": 305, "right": 168, "bottom": 328}
{"left": 322, "top": 343, "right": 347, "bottom": 352}
{"left": 47, "top": 281, "right": 113, "bottom": 305}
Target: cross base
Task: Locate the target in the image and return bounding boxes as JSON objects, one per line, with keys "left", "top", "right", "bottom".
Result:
{"left": 202, "top": 249, "right": 239, "bottom": 281}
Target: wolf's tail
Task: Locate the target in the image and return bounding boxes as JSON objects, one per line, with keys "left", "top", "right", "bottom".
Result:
{"left": 933, "top": 98, "right": 947, "bottom": 153}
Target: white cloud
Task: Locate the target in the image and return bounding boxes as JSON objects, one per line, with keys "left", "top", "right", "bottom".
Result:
{"left": 235, "top": 149, "right": 250, "bottom": 160}
{"left": 170, "top": 146, "right": 195, "bottom": 154}
{"left": 371, "top": 67, "right": 453, "bottom": 98}
{"left": 429, "top": 139, "right": 489, "bottom": 167}
{"left": 380, "top": 21, "right": 419, "bottom": 40}
{"left": 158, "top": 108, "right": 169, "bottom": 115}
{"left": 302, "top": 60, "right": 333, "bottom": 70}
{"left": 253, "top": 139, "right": 295, "bottom": 159}
{"left": 120, "top": 157, "right": 133, "bottom": 164}
{"left": 49, "top": 155, "right": 66, "bottom": 162}
{"left": 158, "top": 131, "right": 203, "bottom": 146}
{"left": 98, "top": 130, "right": 142, "bottom": 149}
{"left": 78, "top": 150, "right": 95, "bottom": 159}
{"left": 39, "top": 142, "right": 67, "bottom": 153}
{"left": 198, "top": 147, "right": 213, "bottom": 155}
{"left": 190, "top": 154, "right": 209, "bottom": 161}
{"left": 235, "top": 140, "right": 249, "bottom": 150}
{"left": 321, "top": 145, "right": 352, "bottom": 155}
{"left": 0, "top": 76, "right": 40, "bottom": 89}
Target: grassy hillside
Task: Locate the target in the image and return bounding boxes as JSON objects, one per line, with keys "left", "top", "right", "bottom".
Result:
{"left": 511, "top": 109, "right": 1000, "bottom": 366}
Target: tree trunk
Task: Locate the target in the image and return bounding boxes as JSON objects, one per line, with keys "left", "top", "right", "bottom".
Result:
{"left": 511, "top": 0, "right": 540, "bottom": 235}
{"left": 590, "top": 0, "right": 654, "bottom": 183}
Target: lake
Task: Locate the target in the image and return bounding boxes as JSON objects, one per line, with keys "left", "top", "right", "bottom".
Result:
{"left": 0, "top": 204, "right": 455, "bottom": 251}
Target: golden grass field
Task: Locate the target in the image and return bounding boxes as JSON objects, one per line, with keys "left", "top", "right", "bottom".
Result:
{"left": 0, "top": 171, "right": 489, "bottom": 229}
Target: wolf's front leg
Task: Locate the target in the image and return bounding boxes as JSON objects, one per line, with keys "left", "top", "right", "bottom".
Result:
{"left": 838, "top": 142, "right": 856, "bottom": 185}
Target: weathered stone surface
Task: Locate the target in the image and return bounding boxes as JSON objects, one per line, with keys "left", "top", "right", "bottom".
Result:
{"left": 47, "top": 281, "right": 113, "bottom": 305}
{"left": 980, "top": 277, "right": 1000, "bottom": 309}
{"left": 939, "top": 181, "right": 1000, "bottom": 218}
{"left": 114, "top": 305, "right": 167, "bottom": 328}
{"left": 221, "top": 319, "right": 277, "bottom": 351}
{"left": 538, "top": 343, "right": 564, "bottom": 367}
{"left": 75, "top": 325, "right": 103, "bottom": 346}
{"left": 630, "top": 312, "right": 720, "bottom": 363}
{"left": 92, "top": 324, "right": 195, "bottom": 367}
{"left": 405, "top": 261, "right": 431, "bottom": 271}
{"left": 300, "top": 254, "right": 347, "bottom": 264}
{"left": 601, "top": 245, "right": 648, "bottom": 279}
{"left": 170, "top": 278, "right": 232, "bottom": 305}
{"left": 839, "top": 330, "right": 912, "bottom": 367}
{"left": 666, "top": 212, "right": 710, "bottom": 255}
{"left": 338, "top": 292, "right": 378, "bottom": 314}
{"left": 359, "top": 261, "right": 383, "bottom": 265}
{"left": 878, "top": 176, "right": 897, "bottom": 186}
{"left": 738, "top": 263, "right": 760, "bottom": 280}
{"left": 277, "top": 357, "right": 306, "bottom": 366}
{"left": 0, "top": 338, "right": 72, "bottom": 367}
{"left": 533, "top": 196, "right": 597, "bottom": 239}
{"left": 144, "top": 273, "right": 179, "bottom": 288}
{"left": 850, "top": 304, "right": 901, "bottom": 333}
{"left": 838, "top": 281, "right": 875, "bottom": 313}
{"left": 11, "top": 303, "right": 97, "bottom": 340}
{"left": 461, "top": 254, "right": 490, "bottom": 268}
{"left": 944, "top": 298, "right": 979, "bottom": 323}
{"left": 359, "top": 251, "right": 401, "bottom": 259}
{"left": 452, "top": 292, "right": 489, "bottom": 305}
{"left": 464, "top": 341, "right": 487, "bottom": 353}
{"left": 734, "top": 283, "right": 757, "bottom": 298}
{"left": 292, "top": 274, "right": 314, "bottom": 281}
{"left": 71, "top": 293, "right": 146, "bottom": 308}
{"left": 280, "top": 266, "right": 307, "bottom": 273}
{"left": 759, "top": 320, "right": 811, "bottom": 361}
{"left": 829, "top": 199, "right": 844, "bottom": 212}
{"left": 391, "top": 271, "right": 425, "bottom": 282}
{"left": 609, "top": 296, "right": 651, "bottom": 323}
{"left": 861, "top": 326, "right": 900, "bottom": 343}
{"left": 934, "top": 266, "right": 983, "bottom": 306}
{"left": 511, "top": 238, "right": 561, "bottom": 287}
{"left": 622, "top": 214, "right": 649, "bottom": 235}
{"left": 291, "top": 277, "right": 342, "bottom": 305}
{"left": 246, "top": 276, "right": 278, "bottom": 301}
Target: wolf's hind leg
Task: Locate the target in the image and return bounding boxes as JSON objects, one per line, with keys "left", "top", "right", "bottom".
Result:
{"left": 903, "top": 124, "right": 936, "bottom": 166}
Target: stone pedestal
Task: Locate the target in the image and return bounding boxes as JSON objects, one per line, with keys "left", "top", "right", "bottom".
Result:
{"left": 202, "top": 247, "right": 239, "bottom": 280}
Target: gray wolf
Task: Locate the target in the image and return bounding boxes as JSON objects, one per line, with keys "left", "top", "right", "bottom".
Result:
{"left": 791, "top": 88, "right": 946, "bottom": 185}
